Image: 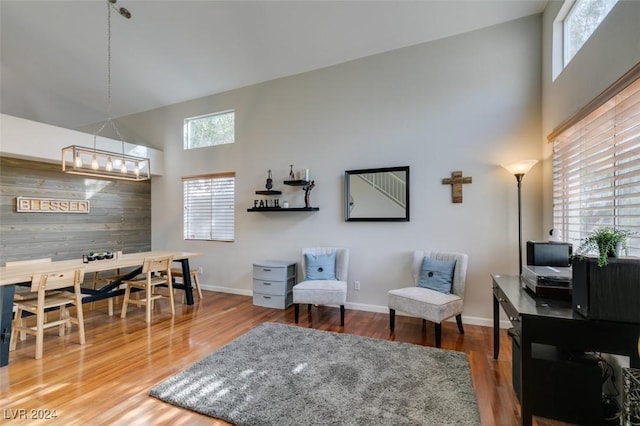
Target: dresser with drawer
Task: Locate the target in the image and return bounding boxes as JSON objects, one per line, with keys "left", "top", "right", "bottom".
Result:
{"left": 252, "top": 260, "right": 297, "bottom": 309}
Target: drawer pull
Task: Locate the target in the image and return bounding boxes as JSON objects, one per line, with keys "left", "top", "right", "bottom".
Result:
{"left": 499, "top": 298, "right": 506, "bottom": 303}
{"left": 263, "top": 282, "right": 271, "bottom": 286}
{"left": 262, "top": 268, "right": 272, "bottom": 272}
{"left": 263, "top": 296, "right": 271, "bottom": 299}
{"left": 509, "top": 316, "right": 520, "bottom": 322}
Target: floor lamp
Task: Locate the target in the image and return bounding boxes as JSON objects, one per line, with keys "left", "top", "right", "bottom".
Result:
{"left": 503, "top": 160, "right": 538, "bottom": 275}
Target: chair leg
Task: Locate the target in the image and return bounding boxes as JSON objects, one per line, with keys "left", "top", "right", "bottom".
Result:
{"left": 389, "top": 309, "right": 395, "bottom": 332}
{"left": 15, "top": 308, "right": 27, "bottom": 342}
{"left": 192, "top": 271, "right": 203, "bottom": 299}
{"left": 91, "top": 272, "right": 99, "bottom": 312}
{"left": 75, "top": 293, "right": 86, "bottom": 345}
{"left": 456, "top": 314, "right": 464, "bottom": 334}
{"left": 120, "top": 285, "right": 131, "bottom": 318}
{"left": 58, "top": 306, "right": 67, "bottom": 336}
{"left": 145, "top": 283, "right": 152, "bottom": 323}
{"left": 9, "top": 308, "right": 21, "bottom": 351}
{"left": 167, "top": 279, "right": 175, "bottom": 316}
{"left": 340, "top": 305, "right": 345, "bottom": 326}
{"left": 434, "top": 323, "right": 442, "bottom": 348}
{"left": 294, "top": 304, "right": 299, "bottom": 323}
{"left": 307, "top": 304, "right": 312, "bottom": 313}
{"left": 35, "top": 305, "right": 45, "bottom": 360}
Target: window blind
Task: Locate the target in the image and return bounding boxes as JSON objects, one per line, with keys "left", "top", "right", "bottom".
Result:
{"left": 183, "top": 172, "right": 235, "bottom": 242}
{"left": 552, "top": 77, "right": 640, "bottom": 255}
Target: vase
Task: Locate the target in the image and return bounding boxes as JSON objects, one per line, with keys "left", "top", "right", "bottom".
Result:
{"left": 597, "top": 242, "right": 620, "bottom": 258}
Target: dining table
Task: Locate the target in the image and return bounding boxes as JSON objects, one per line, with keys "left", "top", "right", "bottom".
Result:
{"left": 0, "top": 250, "right": 202, "bottom": 367}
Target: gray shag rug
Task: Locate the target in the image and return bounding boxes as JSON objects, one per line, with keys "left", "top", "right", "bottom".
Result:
{"left": 150, "top": 322, "right": 480, "bottom": 425}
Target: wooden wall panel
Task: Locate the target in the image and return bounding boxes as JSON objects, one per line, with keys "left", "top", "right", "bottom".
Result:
{"left": 0, "top": 156, "right": 151, "bottom": 265}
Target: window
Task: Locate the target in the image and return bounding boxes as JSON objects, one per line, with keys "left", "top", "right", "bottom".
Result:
{"left": 551, "top": 71, "right": 640, "bottom": 256}
{"left": 184, "top": 110, "right": 235, "bottom": 149}
{"left": 563, "top": 0, "right": 618, "bottom": 66}
{"left": 552, "top": 0, "right": 618, "bottom": 79}
{"left": 183, "top": 173, "right": 235, "bottom": 242}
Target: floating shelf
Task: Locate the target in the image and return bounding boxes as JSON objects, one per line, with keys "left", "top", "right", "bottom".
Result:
{"left": 247, "top": 207, "right": 319, "bottom": 212}
{"left": 255, "top": 190, "right": 282, "bottom": 195}
{"left": 283, "top": 180, "right": 309, "bottom": 186}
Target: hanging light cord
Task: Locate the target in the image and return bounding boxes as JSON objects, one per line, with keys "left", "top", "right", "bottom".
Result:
{"left": 93, "top": 0, "right": 131, "bottom": 158}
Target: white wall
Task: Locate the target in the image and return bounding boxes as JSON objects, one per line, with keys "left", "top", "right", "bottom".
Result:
{"left": 0, "top": 114, "right": 164, "bottom": 175}
{"left": 541, "top": 0, "right": 640, "bottom": 234}
{"left": 108, "top": 15, "right": 544, "bottom": 325}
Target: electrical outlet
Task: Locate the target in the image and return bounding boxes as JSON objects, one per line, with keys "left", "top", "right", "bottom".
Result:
{"left": 354, "top": 281, "right": 361, "bottom": 291}
{"left": 198, "top": 266, "right": 204, "bottom": 274}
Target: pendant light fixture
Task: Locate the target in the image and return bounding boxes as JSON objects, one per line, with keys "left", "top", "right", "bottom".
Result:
{"left": 62, "top": 0, "right": 150, "bottom": 181}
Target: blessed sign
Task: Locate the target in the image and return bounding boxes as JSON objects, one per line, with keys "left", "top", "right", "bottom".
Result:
{"left": 16, "top": 196, "right": 90, "bottom": 213}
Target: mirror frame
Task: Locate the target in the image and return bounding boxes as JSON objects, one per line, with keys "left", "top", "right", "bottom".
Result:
{"left": 344, "top": 166, "right": 410, "bottom": 222}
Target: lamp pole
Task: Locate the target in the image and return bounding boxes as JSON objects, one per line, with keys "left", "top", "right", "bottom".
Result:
{"left": 515, "top": 173, "right": 524, "bottom": 275}
{"left": 503, "top": 159, "right": 538, "bottom": 277}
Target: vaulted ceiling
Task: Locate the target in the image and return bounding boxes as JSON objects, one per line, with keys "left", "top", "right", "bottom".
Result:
{"left": 1, "top": 1, "right": 547, "bottom": 130}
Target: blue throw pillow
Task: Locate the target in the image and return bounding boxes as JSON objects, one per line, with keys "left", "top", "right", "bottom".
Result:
{"left": 417, "top": 257, "right": 457, "bottom": 294}
{"left": 305, "top": 252, "right": 337, "bottom": 280}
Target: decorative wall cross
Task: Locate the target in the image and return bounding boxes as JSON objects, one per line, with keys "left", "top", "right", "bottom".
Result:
{"left": 442, "top": 171, "right": 472, "bottom": 203}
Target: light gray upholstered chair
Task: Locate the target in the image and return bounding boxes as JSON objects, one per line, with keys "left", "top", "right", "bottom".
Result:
{"left": 388, "top": 250, "right": 468, "bottom": 348}
{"left": 293, "top": 247, "right": 350, "bottom": 326}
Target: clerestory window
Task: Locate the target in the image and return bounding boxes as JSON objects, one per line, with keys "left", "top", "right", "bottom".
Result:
{"left": 184, "top": 110, "right": 235, "bottom": 150}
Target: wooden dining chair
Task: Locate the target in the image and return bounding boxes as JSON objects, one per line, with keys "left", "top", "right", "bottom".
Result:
{"left": 170, "top": 267, "right": 203, "bottom": 302}
{"left": 91, "top": 251, "right": 128, "bottom": 315}
{"left": 120, "top": 256, "right": 174, "bottom": 323}
{"left": 10, "top": 267, "right": 86, "bottom": 360}
{"left": 6, "top": 258, "right": 53, "bottom": 301}
{"left": 6, "top": 258, "right": 61, "bottom": 341}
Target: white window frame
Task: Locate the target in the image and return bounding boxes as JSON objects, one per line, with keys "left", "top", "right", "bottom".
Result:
{"left": 552, "top": 0, "right": 619, "bottom": 80}
{"left": 184, "top": 110, "right": 235, "bottom": 150}
{"left": 183, "top": 172, "right": 235, "bottom": 242}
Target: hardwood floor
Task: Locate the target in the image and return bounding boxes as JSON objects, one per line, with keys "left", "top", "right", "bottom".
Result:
{"left": 0, "top": 291, "right": 574, "bottom": 425}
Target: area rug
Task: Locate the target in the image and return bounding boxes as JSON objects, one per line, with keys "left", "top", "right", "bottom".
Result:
{"left": 150, "top": 322, "right": 480, "bottom": 425}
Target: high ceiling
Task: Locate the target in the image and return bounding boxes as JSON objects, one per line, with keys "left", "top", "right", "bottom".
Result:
{"left": 1, "top": 1, "right": 547, "bottom": 130}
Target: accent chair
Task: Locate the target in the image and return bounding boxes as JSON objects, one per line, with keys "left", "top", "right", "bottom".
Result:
{"left": 293, "top": 247, "right": 349, "bottom": 326}
{"left": 388, "top": 250, "right": 468, "bottom": 348}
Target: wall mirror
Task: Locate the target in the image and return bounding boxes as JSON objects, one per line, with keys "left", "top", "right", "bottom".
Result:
{"left": 344, "top": 166, "right": 409, "bottom": 222}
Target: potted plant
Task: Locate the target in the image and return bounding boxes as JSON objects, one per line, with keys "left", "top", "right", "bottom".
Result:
{"left": 577, "top": 227, "right": 634, "bottom": 267}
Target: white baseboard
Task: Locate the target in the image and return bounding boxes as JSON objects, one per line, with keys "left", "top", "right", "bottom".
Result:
{"left": 201, "top": 284, "right": 252, "bottom": 297}
{"left": 200, "top": 285, "right": 512, "bottom": 329}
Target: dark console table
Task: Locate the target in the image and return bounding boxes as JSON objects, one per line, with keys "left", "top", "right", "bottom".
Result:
{"left": 492, "top": 274, "right": 640, "bottom": 426}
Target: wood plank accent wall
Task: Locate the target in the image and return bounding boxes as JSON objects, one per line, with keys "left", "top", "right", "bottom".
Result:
{"left": 0, "top": 156, "right": 151, "bottom": 265}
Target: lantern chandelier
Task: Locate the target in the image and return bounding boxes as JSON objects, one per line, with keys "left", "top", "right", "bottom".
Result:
{"left": 62, "top": 0, "right": 150, "bottom": 181}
